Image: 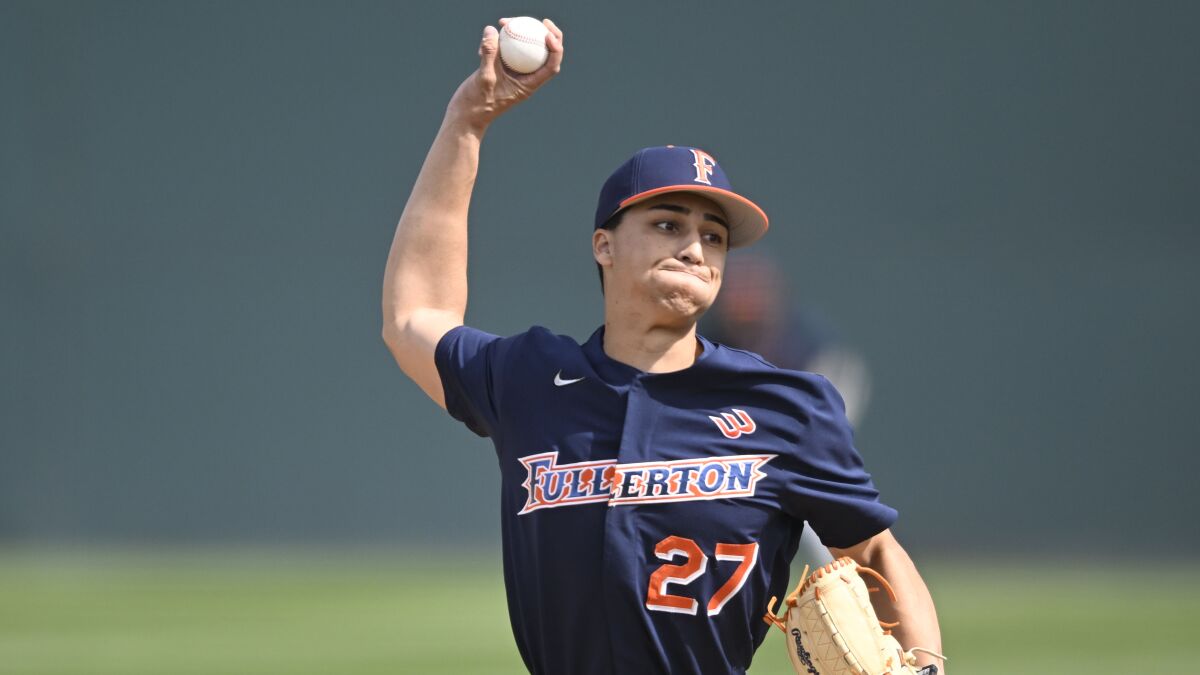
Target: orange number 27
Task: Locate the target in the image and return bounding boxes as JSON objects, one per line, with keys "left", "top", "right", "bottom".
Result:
{"left": 645, "top": 536, "right": 760, "bottom": 616}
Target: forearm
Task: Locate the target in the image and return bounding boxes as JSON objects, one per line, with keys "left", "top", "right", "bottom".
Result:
{"left": 831, "top": 530, "right": 944, "bottom": 671}
{"left": 871, "top": 545, "right": 942, "bottom": 669}
{"left": 382, "top": 113, "right": 484, "bottom": 330}
{"left": 379, "top": 19, "right": 562, "bottom": 404}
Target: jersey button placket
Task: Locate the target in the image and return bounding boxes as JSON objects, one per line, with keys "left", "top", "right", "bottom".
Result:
{"left": 602, "top": 374, "right": 660, "bottom": 672}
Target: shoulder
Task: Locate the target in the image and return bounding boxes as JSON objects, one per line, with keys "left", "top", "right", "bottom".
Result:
{"left": 705, "top": 339, "right": 777, "bottom": 370}
{"left": 704, "top": 338, "right": 843, "bottom": 399}
{"left": 518, "top": 324, "right": 579, "bottom": 347}
{"left": 439, "top": 324, "right": 576, "bottom": 351}
{"left": 502, "top": 325, "right": 583, "bottom": 359}
{"left": 440, "top": 324, "right": 585, "bottom": 373}
{"left": 701, "top": 338, "right": 850, "bottom": 422}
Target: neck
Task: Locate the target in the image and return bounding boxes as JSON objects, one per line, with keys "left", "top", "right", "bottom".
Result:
{"left": 602, "top": 302, "right": 701, "bottom": 374}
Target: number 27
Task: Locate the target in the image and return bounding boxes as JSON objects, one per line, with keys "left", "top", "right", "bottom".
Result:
{"left": 646, "top": 536, "right": 759, "bottom": 616}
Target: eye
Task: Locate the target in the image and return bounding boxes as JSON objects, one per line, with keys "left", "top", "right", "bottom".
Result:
{"left": 653, "top": 220, "right": 679, "bottom": 233}
{"left": 702, "top": 230, "right": 726, "bottom": 246}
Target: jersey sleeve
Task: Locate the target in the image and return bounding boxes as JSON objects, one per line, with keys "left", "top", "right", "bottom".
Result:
{"left": 434, "top": 325, "right": 510, "bottom": 438}
{"left": 778, "top": 375, "right": 897, "bottom": 548}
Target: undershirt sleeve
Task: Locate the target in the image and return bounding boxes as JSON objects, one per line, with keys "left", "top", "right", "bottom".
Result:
{"left": 778, "top": 375, "right": 898, "bottom": 548}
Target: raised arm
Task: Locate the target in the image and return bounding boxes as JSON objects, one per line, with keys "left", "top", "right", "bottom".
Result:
{"left": 381, "top": 19, "right": 563, "bottom": 407}
{"left": 829, "top": 529, "right": 946, "bottom": 673}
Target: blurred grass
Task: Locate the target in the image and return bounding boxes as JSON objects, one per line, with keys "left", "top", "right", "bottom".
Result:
{"left": 0, "top": 550, "right": 1196, "bottom": 674}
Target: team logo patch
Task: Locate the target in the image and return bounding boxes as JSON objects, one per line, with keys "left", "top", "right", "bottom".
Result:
{"left": 709, "top": 408, "right": 756, "bottom": 439}
{"left": 518, "top": 452, "right": 774, "bottom": 514}
{"left": 690, "top": 148, "right": 716, "bottom": 185}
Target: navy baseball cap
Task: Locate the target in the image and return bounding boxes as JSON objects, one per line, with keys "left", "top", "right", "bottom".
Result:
{"left": 594, "top": 145, "right": 769, "bottom": 248}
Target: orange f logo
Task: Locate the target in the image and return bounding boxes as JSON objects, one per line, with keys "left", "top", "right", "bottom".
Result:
{"left": 690, "top": 148, "right": 716, "bottom": 185}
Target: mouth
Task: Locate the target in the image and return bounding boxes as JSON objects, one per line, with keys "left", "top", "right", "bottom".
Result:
{"left": 659, "top": 266, "right": 711, "bottom": 283}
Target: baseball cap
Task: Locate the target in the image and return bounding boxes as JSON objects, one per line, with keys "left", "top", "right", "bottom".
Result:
{"left": 594, "top": 145, "right": 769, "bottom": 248}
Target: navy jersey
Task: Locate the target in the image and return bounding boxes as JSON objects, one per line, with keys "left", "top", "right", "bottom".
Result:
{"left": 434, "top": 325, "right": 896, "bottom": 675}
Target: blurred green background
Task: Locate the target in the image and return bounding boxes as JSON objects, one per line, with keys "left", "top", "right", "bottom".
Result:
{"left": 3, "top": 551, "right": 1199, "bottom": 674}
{"left": 3, "top": 0, "right": 1198, "bottom": 673}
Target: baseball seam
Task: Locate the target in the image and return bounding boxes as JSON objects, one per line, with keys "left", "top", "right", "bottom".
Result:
{"left": 503, "top": 25, "right": 547, "bottom": 47}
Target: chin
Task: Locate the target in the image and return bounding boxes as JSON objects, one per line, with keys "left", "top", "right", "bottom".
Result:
{"left": 656, "top": 286, "right": 714, "bottom": 322}
{"left": 627, "top": 273, "right": 712, "bottom": 321}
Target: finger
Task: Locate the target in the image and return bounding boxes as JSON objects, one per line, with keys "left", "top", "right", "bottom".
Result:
{"left": 543, "top": 18, "right": 563, "bottom": 42}
{"left": 498, "top": 17, "right": 510, "bottom": 27}
{"left": 543, "top": 26, "right": 562, "bottom": 55}
{"left": 515, "top": 49, "right": 562, "bottom": 88}
{"left": 478, "top": 25, "right": 499, "bottom": 79}
{"left": 539, "top": 29, "right": 564, "bottom": 75}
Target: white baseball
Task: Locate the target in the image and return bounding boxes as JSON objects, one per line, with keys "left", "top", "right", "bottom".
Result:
{"left": 498, "top": 17, "right": 550, "bottom": 74}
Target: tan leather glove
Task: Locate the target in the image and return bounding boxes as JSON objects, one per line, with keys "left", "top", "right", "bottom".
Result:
{"left": 764, "top": 557, "right": 946, "bottom": 675}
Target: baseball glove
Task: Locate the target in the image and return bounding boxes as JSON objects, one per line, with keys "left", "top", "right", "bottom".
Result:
{"left": 763, "top": 557, "right": 945, "bottom": 675}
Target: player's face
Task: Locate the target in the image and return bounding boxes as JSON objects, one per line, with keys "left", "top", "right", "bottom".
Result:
{"left": 594, "top": 193, "right": 730, "bottom": 322}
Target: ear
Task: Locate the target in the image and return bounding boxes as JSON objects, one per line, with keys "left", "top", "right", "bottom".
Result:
{"left": 592, "top": 229, "right": 613, "bottom": 267}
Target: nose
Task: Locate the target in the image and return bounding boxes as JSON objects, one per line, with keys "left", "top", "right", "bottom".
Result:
{"left": 678, "top": 235, "right": 705, "bottom": 266}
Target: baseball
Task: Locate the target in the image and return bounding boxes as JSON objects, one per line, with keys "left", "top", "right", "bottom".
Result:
{"left": 498, "top": 17, "right": 550, "bottom": 74}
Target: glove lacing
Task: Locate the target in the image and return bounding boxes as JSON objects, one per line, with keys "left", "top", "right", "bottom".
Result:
{"left": 762, "top": 558, "right": 948, "bottom": 667}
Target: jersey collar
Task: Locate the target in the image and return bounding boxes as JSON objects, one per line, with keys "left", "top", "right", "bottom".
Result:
{"left": 582, "top": 325, "right": 719, "bottom": 387}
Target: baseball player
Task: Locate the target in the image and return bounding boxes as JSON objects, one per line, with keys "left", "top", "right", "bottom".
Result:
{"left": 381, "top": 19, "right": 944, "bottom": 674}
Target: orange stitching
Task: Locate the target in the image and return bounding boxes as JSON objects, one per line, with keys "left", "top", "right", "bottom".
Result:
{"left": 855, "top": 563, "right": 898, "bottom": 603}
{"left": 784, "top": 564, "right": 810, "bottom": 607}
{"left": 793, "top": 557, "right": 848, "bottom": 599}
{"left": 762, "top": 596, "right": 786, "bottom": 631}
{"left": 762, "top": 555, "right": 950, "bottom": 666}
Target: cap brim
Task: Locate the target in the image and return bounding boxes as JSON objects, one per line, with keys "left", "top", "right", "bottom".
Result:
{"left": 617, "top": 185, "right": 769, "bottom": 249}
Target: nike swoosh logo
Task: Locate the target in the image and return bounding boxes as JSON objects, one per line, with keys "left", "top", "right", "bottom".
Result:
{"left": 554, "top": 370, "right": 585, "bottom": 387}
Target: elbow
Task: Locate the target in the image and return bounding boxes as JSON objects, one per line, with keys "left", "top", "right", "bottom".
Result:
{"left": 381, "top": 319, "right": 412, "bottom": 359}
{"left": 381, "top": 311, "right": 410, "bottom": 354}
{"left": 381, "top": 305, "right": 463, "bottom": 361}
{"left": 381, "top": 321, "right": 399, "bottom": 349}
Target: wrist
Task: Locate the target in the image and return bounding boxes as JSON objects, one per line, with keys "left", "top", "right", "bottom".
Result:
{"left": 442, "top": 106, "right": 490, "bottom": 139}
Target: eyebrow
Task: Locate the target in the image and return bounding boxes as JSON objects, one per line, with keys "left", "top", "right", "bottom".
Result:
{"left": 647, "top": 204, "right": 730, "bottom": 230}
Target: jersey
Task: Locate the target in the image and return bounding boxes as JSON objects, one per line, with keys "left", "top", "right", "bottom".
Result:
{"left": 434, "top": 324, "right": 897, "bottom": 675}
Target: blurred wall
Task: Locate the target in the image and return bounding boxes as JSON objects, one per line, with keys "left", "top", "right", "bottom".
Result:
{"left": 3, "top": 0, "right": 1197, "bottom": 554}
